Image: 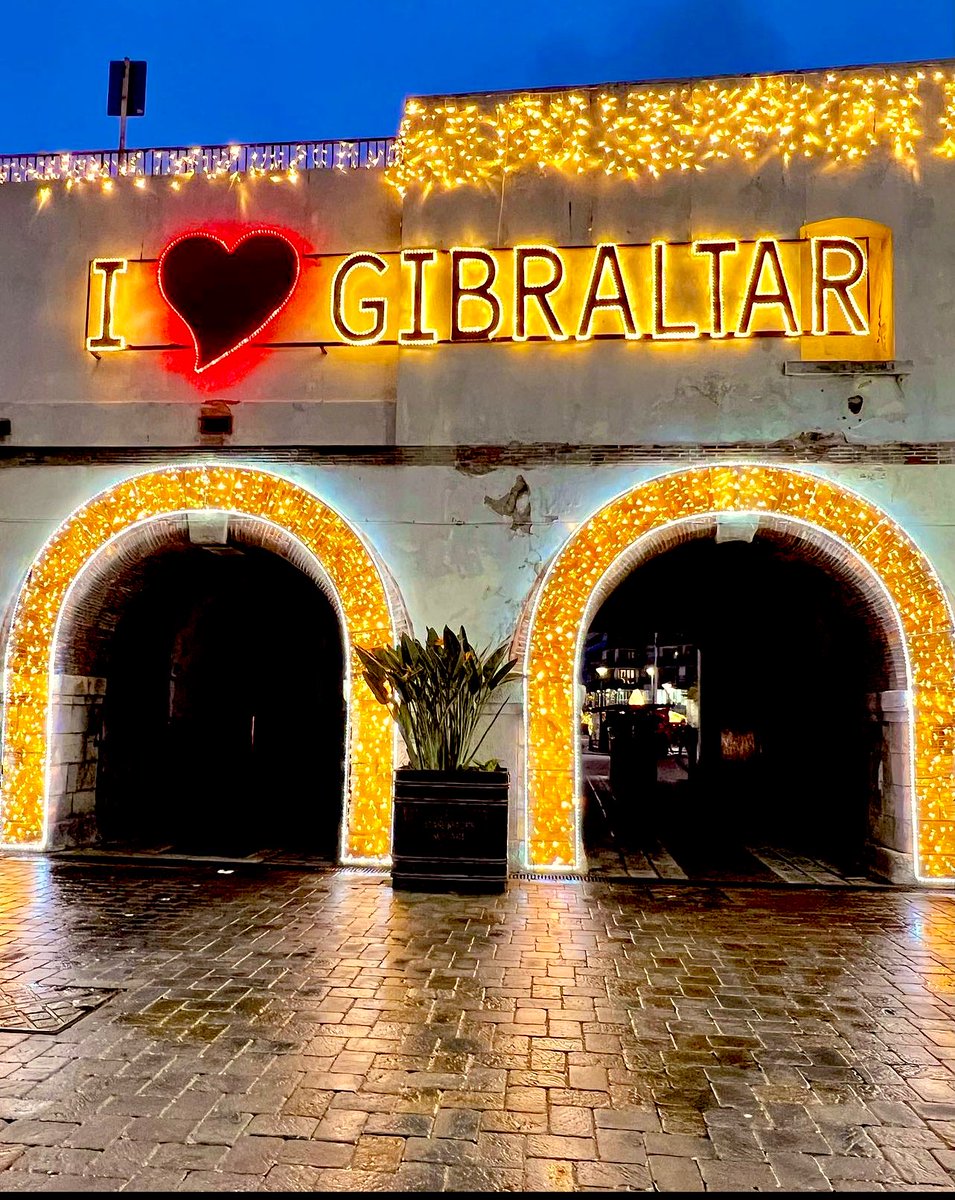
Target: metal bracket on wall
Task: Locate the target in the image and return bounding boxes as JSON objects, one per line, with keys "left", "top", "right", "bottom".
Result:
{"left": 783, "top": 360, "right": 913, "bottom": 378}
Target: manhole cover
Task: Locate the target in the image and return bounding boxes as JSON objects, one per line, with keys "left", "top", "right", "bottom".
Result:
{"left": 0, "top": 983, "right": 118, "bottom": 1034}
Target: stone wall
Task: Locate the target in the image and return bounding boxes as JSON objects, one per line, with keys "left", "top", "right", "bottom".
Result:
{"left": 47, "top": 675, "right": 105, "bottom": 849}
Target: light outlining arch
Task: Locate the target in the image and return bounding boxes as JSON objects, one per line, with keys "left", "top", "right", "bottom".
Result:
{"left": 0, "top": 466, "right": 402, "bottom": 861}
{"left": 522, "top": 464, "right": 955, "bottom": 881}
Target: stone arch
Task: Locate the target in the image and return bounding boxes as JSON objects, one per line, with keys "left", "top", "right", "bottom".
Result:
{"left": 0, "top": 466, "right": 407, "bottom": 862}
{"left": 520, "top": 464, "right": 955, "bottom": 881}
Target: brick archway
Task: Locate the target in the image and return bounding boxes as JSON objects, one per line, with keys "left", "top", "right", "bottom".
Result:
{"left": 0, "top": 467, "right": 405, "bottom": 862}
{"left": 521, "top": 465, "right": 955, "bottom": 880}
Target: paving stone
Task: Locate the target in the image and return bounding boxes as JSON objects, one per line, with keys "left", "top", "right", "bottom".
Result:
{"left": 217, "top": 1135, "right": 287, "bottom": 1174}
{"left": 61, "top": 1116, "right": 131, "bottom": 1150}
{"left": 403, "top": 1136, "right": 473, "bottom": 1164}
{"left": 445, "top": 1164, "right": 524, "bottom": 1190}
{"left": 523, "top": 1157, "right": 577, "bottom": 1190}
{"left": 311, "top": 1108, "right": 368, "bottom": 1142}
{"left": 364, "top": 1111, "right": 433, "bottom": 1136}
{"left": 120, "top": 1167, "right": 188, "bottom": 1191}
{"left": 480, "top": 1109, "right": 548, "bottom": 1133}
{"left": 595, "top": 1126, "right": 647, "bottom": 1163}
{"left": 645, "top": 1130, "right": 716, "bottom": 1158}
{"left": 575, "top": 1159, "right": 653, "bottom": 1189}
{"left": 768, "top": 1150, "right": 831, "bottom": 1191}
{"left": 178, "top": 1170, "right": 265, "bottom": 1191}
{"left": 595, "top": 1106, "right": 660, "bottom": 1132}
{"left": 244, "top": 1113, "right": 317, "bottom": 1138}
{"left": 648, "top": 1153, "right": 705, "bottom": 1190}
{"left": 549, "top": 1105, "right": 594, "bottom": 1136}
{"left": 699, "top": 1158, "right": 780, "bottom": 1190}
{"left": 0, "top": 861, "right": 952, "bottom": 1190}
{"left": 882, "top": 1145, "right": 954, "bottom": 1186}
{"left": 274, "top": 1137, "right": 353, "bottom": 1168}
{"left": 121, "top": 1116, "right": 196, "bottom": 1143}
{"left": 476, "top": 1131, "right": 526, "bottom": 1167}
{"left": 0, "top": 1120, "right": 80, "bottom": 1146}
{"left": 16, "top": 1146, "right": 99, "bottom": 1174}
{"left": 82, "top": 1139, "right": 154, "bottom": 1177}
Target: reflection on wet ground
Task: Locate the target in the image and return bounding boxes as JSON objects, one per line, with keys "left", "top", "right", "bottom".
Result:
{"left": 0, "top": 855, "right": 952, "bottom": 1189}
{"left": 583, "top": 748, "right": 881, "bottom": 886}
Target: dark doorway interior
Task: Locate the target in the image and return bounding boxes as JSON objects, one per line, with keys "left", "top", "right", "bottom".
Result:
{"left": 96, "top": 544, "right": 345, "bottom": 858}
{"left": 583, "top": 535, "right": 888, "bottom": 879}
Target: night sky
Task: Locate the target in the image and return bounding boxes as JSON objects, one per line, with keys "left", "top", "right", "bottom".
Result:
{"left": 1, "top": 1, "right": 953, "bottom": 155}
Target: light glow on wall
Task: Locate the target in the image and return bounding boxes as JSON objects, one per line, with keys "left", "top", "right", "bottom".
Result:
{"left": 0, "top": 467, "right": 398, "bottom": 861}
{"left": 88, "top": 231, "right": 880, "bottom": 358}
{"left": 522, "top": 465, "right": 955, "bottom": 880}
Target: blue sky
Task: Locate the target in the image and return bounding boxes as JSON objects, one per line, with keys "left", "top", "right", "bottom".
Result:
{"left": 2, "top": 0, "right": 953, "bottom": 153}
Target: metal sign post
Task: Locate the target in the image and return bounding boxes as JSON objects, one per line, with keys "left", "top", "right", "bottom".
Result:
{"left": 118, "top": 58, "right": 130, "bottom": 156}
{"left": 107, "top": 60, "right": 147, "bottom": 162}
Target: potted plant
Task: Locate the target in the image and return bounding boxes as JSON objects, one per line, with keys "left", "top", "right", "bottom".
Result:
{"left": 357, "top": 626, "right": 518, "bottom": 892}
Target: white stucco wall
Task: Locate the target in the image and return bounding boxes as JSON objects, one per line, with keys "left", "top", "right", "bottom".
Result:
{"left": 0, "top": 459, "right": 953, "bottom": 790}
{"left": 0, "top": 139, "right": 952, "bottom": 448}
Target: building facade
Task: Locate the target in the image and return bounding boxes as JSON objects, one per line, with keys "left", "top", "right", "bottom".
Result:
{"left": 2, "top": 62, "right": 955, "bottom": 883}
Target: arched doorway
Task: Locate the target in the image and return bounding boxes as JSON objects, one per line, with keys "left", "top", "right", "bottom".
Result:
{"left": 92, "top": 530, "right": 345, "bottom": 857}
{"left": 519, "top": 465, "right": 955, "bottom": 882}
{"left": 581, "top": 528, "right": 892, "bottom": 881}
{"left": 0, "top": 467, "right": 406, "bottom": 863}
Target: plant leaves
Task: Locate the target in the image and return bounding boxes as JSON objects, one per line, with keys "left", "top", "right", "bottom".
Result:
{"left": 357, "top": 626, "right": 518, "bottom": 770}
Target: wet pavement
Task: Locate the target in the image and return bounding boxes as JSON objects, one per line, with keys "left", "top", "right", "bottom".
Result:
{"left": 582, "top": 749, "right": 881, "bottom": 887}
{"left": 0, "top": 858, "right": 952, "bottom": 1190}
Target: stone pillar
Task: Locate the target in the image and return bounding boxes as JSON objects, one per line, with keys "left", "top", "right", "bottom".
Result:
{"left": 47, "top": 675, "right": 106, "bottom": 849}
{"left": 865, "top": 689, "right": 916, "bottom": 883}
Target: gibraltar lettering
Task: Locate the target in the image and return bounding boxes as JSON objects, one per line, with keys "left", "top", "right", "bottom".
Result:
{"left": 86, "top": 218, "right": 893, "bottom": 381}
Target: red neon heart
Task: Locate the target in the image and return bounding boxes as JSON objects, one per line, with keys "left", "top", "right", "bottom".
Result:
{"left": 158, "top": 231, "right": 300, "bottom": 372}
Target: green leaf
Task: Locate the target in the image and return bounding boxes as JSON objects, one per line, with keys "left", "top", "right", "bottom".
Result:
{"left": 356, "top": 625, "right": 517, "bottom": 770}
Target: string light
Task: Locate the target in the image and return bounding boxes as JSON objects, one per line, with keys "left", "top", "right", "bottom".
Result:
{"left": 3, "top": 140, "right": 388, "bottom": 191}
{"left": 0, "top": 467, "right": 398, "bottom": 863}
{"left": 386, "top": 66, "right": 945, "bottom": 193}
{"left": 523, "top": 464, "right": 955, "bottom": 881}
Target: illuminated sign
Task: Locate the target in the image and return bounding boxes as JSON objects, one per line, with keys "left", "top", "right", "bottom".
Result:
{"left": 86, "top": 217, "right": 893, "bottom": 384}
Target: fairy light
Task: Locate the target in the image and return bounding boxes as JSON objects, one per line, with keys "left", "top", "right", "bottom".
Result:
{"left": 735, "top": 238, "right": 800, "bottom": 337}
{"left": 0, "top": 467, "right": 398, "bottom": 862}
{"left": 386, "top": 65, "right": 952, "bottom": 193}
{"left": 330, "top": 253, "right": 389, "bottom": 344}
{"left": 5, "top": 139, "right": 387, "bottom": 192}
{"left": 450, "top": 248, "right": 504, "bottom": 340}
{"left": 85, "top": 258, "right": 128, "bottom": 352}
{"left": 935, "top": 73, "right": 955, "bottom": 158}
{"left": 574, "top": 243, "right": 640, "bottom": 340}
{"left": 692, "top": 240, "right": 737, "bottom": 338}
{"left": 158, "top": 229, "right": 301, "bottom": 373}
{"left": 6, "top": 66, "right": 950, "bottom": 195}
{"left": 513, "top": 246, "right": 568, "bottom": 341}
{"left": 522, "top": 464, "right": 955, "bottom": 881}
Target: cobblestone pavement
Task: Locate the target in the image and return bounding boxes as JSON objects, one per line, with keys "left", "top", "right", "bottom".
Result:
{"left": 0, "top": 860, "right": 953, "bottom": 1190}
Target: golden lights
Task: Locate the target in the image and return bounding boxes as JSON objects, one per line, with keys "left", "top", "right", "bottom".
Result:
{"left": 523, "top": 465, "right": 955, "bottom": 880}
{"left": 88, "top": 233, "right": 878, "bottom": 354}
{"left": 386, "top": 67, "right": 955, "bottom": 193}
{"left": 12, "top": 141, "right": 392, "bottom": 191}
{"left": 0, "top": 467, "right": 397, "bottom": 861}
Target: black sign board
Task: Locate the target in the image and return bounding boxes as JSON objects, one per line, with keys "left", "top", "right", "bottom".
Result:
{"left": 107, "top": 60, "right": 147, "bottom": 117}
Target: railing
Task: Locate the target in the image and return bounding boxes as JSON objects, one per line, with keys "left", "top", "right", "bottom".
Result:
{"left": 0, "top": 138, "right": 397, "bottom": 184}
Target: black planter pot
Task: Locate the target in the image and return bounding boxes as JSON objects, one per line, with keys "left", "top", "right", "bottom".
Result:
{"left": 392, "top": 768, "right": 509, "bottom": 893}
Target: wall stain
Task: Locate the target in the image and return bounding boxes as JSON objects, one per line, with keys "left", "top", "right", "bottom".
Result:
{"left": 485, "top": 474, "right": 532, "bottom": 534}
